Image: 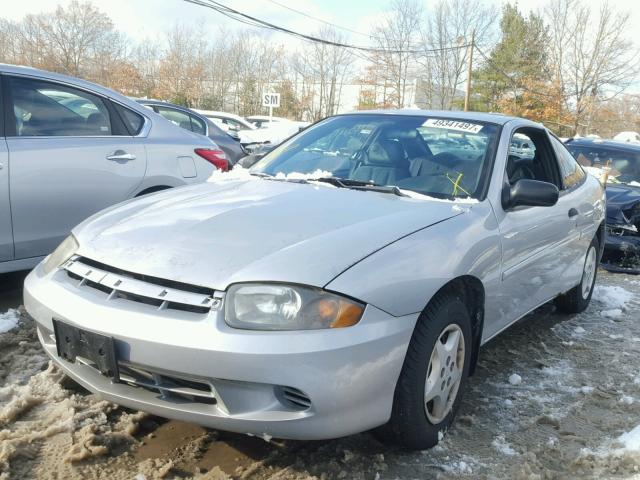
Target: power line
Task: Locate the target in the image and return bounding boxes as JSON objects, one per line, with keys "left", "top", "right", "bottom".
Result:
{"left": 262, "top": 0, "right": 382, "bottom": 41}
{"left": 183, "top": 0, "right": 470, "bottom": 55}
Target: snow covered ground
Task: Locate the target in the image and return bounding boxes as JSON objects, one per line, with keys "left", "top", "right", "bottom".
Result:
{"left": 1, "top": 271, "right": 639, "bottom": 479}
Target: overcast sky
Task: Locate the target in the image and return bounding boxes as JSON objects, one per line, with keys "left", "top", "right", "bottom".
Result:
{"left": 4, "top": 0, "right": 640, "bottom": 46}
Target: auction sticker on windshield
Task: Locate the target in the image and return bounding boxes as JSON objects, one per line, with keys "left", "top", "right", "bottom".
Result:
{"left": 423, "top": 119, "right": 484, "bottom": 134}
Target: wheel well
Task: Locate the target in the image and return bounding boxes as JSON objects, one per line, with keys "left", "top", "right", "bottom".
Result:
{"left": 135, "top": 185, "right": 172, "bottom": 197}
{"left": 428, "top": 276, "right": 485, "bottom": 376}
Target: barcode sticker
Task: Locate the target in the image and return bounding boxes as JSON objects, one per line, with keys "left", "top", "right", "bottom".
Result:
{"left": 423, "top": 119, "right": 484, "bottom": 134}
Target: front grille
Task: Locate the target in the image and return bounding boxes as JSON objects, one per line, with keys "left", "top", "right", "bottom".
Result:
{"left": 118, "top": 362, "right": 217, "bottom": 405}
{"left": 63, "top": 257, "right": 220, "bottom": 314}
{"left": 279, "top": 386, "right": 312, "bottom": 410}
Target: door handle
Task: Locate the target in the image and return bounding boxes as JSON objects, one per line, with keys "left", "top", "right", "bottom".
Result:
{"left": 568, "top": 208, "right": 579, "bottom": 218}
{"left": 106, "top": 150, "right": 136, "bottom": 161}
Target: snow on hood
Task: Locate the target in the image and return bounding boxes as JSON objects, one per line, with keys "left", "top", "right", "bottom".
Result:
{"left": 74, "top": 177, "right": 466, "bottom": 290}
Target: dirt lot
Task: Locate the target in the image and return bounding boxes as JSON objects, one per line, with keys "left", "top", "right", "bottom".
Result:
{"left": 1, "top": 270, "right": 640, "bottom": 480}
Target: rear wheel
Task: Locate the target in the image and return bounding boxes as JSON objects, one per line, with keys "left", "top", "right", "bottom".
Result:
{"left": 555, "top": 236, "right": 599, "bottom": 314}
{"left": 375, "top": 291, "right": 472, "bottom": 450}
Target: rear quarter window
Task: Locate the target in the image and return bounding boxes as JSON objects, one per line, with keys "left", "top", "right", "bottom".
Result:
{"left": 114, "top": 103, "right": 145, "bottom": 135}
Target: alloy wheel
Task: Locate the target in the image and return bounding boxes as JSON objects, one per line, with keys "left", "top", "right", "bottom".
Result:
{"left": 424, "top": 324, "right": 465, "bottom": 424}
{"left": 581, "top": 246, "right": 597, "bottom": 300}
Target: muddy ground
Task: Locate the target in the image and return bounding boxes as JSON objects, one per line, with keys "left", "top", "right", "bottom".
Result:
{"left": 1, "top": 270, "right": 640, "bottom": 480}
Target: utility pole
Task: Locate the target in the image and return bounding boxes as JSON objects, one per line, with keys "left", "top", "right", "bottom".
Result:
{"left": 464, "top": 30, "right": 475, "bottom": 112}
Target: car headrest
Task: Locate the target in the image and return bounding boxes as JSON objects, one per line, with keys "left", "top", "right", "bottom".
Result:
{"left": 86, "top": 112, "right": 109, "bottom": 133}
{"left": 367, "top": 139, "right": 405, "bottom": 165}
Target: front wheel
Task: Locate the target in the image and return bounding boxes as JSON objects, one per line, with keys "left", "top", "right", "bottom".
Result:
{"left": 375, "top": 291, "right": 472, "bottom": 450}
{"left": 555, "top": 236, "right": 599, "bottom": 314}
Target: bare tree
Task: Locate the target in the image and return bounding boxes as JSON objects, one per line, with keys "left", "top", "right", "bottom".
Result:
{"left": 370, "top": 0, "right": 422, "bottom": 108}
{"left": 545, "top": 0, "right": 640, "bottom": 135}
{"left": 292, "top": 27, "right": 354, "bottom": 120}
{"left": 0, "top": 19, "right": 20, "bottom": 64}
{"left": 420, "top": 0, "right": 496, "bottom": 109}
{"left": 20, "top": 1, "right": 118, "bottom": 76}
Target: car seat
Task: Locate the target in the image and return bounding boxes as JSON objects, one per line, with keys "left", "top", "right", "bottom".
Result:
{"left": 351, "top": 138, "right": 410, "bottom": 185}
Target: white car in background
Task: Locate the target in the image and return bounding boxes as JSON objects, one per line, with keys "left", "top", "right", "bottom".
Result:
{"left": 246, "top": 115, "right": 310, "bottom": 131}
{"left": 613, "top": 131, "right": 640, "bottom": 144}
{"left": 195, "top": 110, "right": 303, "bottom": 148}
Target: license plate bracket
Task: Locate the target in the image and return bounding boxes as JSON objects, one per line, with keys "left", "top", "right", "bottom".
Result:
{"left": 53, "top": 319, "right": 119, "bottom": 381}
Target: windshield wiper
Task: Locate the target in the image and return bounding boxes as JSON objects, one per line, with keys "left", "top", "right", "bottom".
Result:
{"left": 310, "top": 177, "right": 379, "bottom": 188}
{"left": 310, "top": 177, "right": 409, "bottom": 197}
{"left": 251, "top": 172, "right": 310, "bottom": 184}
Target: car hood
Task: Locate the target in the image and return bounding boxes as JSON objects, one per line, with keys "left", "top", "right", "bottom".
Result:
{"left": 606, "top": 184, "right": 640, "bottom": 225}
{"left": 74, "top": 179, "right": 466, "bottom": 291}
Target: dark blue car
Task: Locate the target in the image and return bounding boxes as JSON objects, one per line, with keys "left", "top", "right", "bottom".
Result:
{"left": 565, "top": 138, "right": 640, "bottom": 273}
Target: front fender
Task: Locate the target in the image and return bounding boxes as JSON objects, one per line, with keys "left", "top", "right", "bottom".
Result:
{"left": 325, "top": 202, "right": 501, "bottom": 318}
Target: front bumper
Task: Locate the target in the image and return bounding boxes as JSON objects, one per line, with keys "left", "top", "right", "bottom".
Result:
{"left": 25, "top": 262, "right": 418, "bottom": 440}
{"left": 602, "top": 231, "right": 640, "bottom": 274}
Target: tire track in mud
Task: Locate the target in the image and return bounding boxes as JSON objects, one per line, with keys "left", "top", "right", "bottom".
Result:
{"left": 1, "top": 272, "right": 640, "bottom": 479}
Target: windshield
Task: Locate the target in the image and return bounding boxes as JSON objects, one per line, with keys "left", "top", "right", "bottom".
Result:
{"left": 567, "top": 144, "right": 640, "bottom": 186}
{"left": 253, "top": 114, "right": 499, "bottom": 199}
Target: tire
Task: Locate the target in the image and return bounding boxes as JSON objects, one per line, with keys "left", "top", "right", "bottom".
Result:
{"left": 374, "top": 291, "right": 472, "bottom": 450}
{"left": 555, "top": 236, "right": 599, "bottom": 314}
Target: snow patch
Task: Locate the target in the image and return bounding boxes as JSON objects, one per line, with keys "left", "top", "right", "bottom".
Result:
{"left": 593, "top": 285, "right": 633, "bottom": 310}
{"left": 492, "top": 435, "right": 517, "bottom": 455}
{"left": 573, "top": 326, "right": 586, "bottom": 335}
{"left": 275, "top": 169, "right": 333, "bottom": 181}
{"left": 619, "top": 425, "right": 640, "bottom": 451}
{"left": 0, "top": 309, "right": 20, "bottom": 334}
{"left": 601, "top": 308, "right": 623, "bottom": 319}
{"left": 207, "top": 166, "right": 254, "bottom": 182}
{"left": 508, "top": 373, "right": 522, "bottom": 385}
{"left": 620, "top": 395, "right": 635, "bottom": 405}
{"left": 581, "top": 386, "right": 595, "bottom": 394}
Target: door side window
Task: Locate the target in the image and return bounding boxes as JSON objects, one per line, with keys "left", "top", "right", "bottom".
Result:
{"left": 550, "top": 136, "right": 585, "bottom": 190}
{"left": 8, "top": 77, "right": 112, "bottom": 136}
{"left": 505, "top": 129, "right": 559, "bottom": 187}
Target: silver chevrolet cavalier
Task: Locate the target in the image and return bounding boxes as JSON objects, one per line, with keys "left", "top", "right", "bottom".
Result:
{"left": 25, "top": 111, "right": 606, "bottom": 449}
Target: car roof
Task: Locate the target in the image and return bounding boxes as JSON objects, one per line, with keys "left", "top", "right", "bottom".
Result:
{"left": 566, "top": 137, "right": 640, "bottom": 152}
{"left": 0, "top": 63, "right": 136, "bottom": 107}
{"left": 247, "top": 115, "right": 287, "bottom": 121}
{"left": 339, "top": 109, "right": 534, "bottom": 127}
{"left": 194, "top": 110, "right": 246, "bottom": 121}
{"left": 136, "top": 99, "right": 196, "bottom": 112}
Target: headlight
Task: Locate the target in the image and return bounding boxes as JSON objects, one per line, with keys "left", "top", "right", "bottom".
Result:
{"left": 224, "top": 283, "right": 365, "bottom": 330}
{"left": 42, "top": 235, "right": 79, "bottom": 274}
{"left": 606, "top": 224, "right": 638, "bottom": 236}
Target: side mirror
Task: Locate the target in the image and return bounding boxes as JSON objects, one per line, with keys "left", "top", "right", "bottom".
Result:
{"left": 502, "top": 179, "right": 559, "bottom": 210}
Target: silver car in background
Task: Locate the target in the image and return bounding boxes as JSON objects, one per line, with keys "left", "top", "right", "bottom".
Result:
{"left": 25, "top": 111, "right": 605, "bottom": 449}
{"left": 0, "top": 65, "right": 224, "bottom": 274}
